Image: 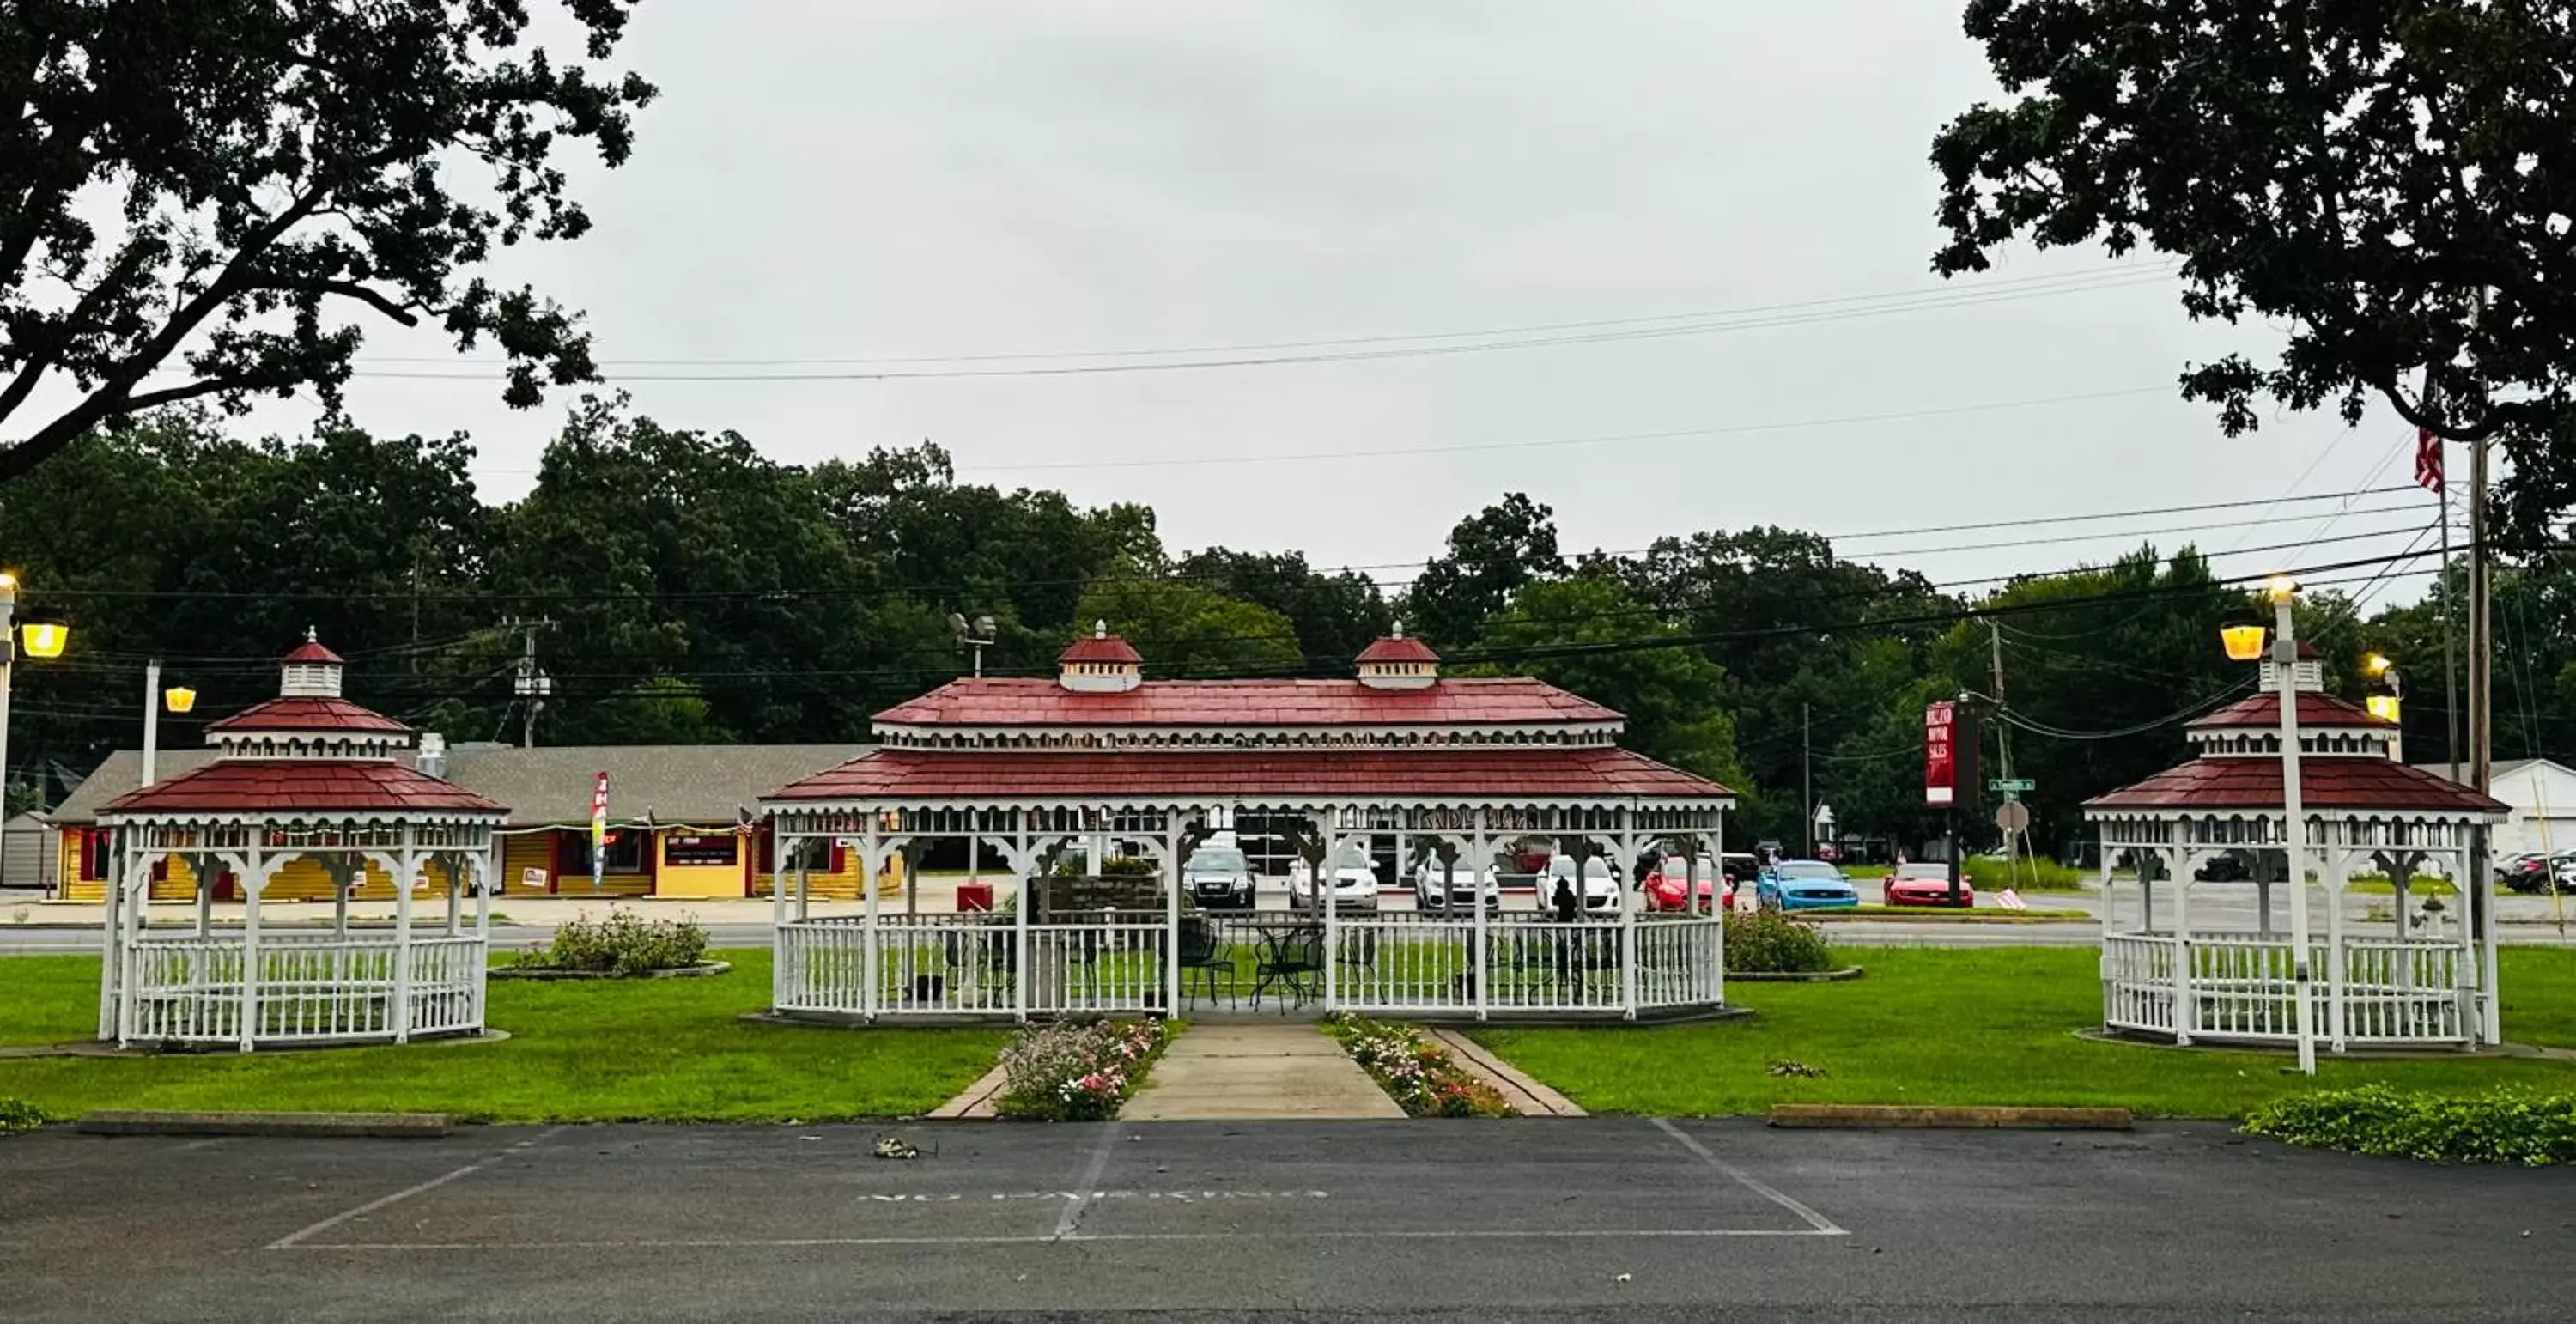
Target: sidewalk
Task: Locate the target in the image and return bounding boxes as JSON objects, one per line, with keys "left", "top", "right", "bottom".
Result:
{"left": 1121, "top": 1023, "right": 1404, "bottom": 1121}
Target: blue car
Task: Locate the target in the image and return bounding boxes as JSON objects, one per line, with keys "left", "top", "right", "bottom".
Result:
{"left": 1755, "top": 860, "right": 1860, "bottom": 912}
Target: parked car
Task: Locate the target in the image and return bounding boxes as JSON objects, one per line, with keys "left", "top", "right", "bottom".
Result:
{"left": 1881, "top": 861, "right": 1972, "bottom": 908}
{"left": 1182, "top": 846, "right": 1255, "bottom": 910}
{"left": 1413, "top": 860, "right": 1501, "bottom": 914}
{"left": 1755, "top": 859, "right": 1860, "bottom": 912}
{"left": 1719, "top": 853, "right": 1761, "bottom": 888}
{"left": 2193, "top": 852, "right": 2252, "bottom": 882}
{"left": 1542, "top": 855, "right": 1625, "bottom": 914}
{"left": 1288, "top": 843, "right": 1379, "bottom": 912}
{"left": 1643, "top": 855, "right": 1732, "bottom": 913}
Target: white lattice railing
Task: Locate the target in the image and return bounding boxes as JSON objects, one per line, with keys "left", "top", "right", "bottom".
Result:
{"left": 775, "top": 908, "right": 1730, "bottom": 1021}
{"left": 121, "top": 932, "right": 485, "bottom": 1046}
{"left": 2100, "top": 933, "right": 2468, "bottom": 1045}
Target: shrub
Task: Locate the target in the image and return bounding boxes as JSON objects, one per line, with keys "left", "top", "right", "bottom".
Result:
{"left": 993, "top": 1017, "right": 1170, "bottom": 1121}
{"left": 0, "top": 1097, "right": 44, "bottom": 1133}
{"left": 1723, "top": 909, "right": 1837, "bottom": 974}
{"left": 1326, "top": 1013, "right": 1516, "bottom": 1118}
{"left": 2242, "top": 1086, "right": 2576, "bottom": 1166}
{"left": 519, "top": 908, "right": 708, "bottom": 975}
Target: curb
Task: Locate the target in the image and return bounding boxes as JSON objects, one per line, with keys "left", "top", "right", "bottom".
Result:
{"left": 75, "top": 1110, "right": 453, "bottom": 1139}
{"left": 1769, "top": 1103, "right": 2132, "bottom": 1130}
{"left": 1426, "top": 1029, "right": 1588, "bottom": 1117}
{"left": 1728, "top": 967, "right": 1866, "bottom": 983}
{"left": 490, "top": 960, "right": 732, "bottom": 981}
{"left": 926, "top": 1061, "right": 1012, "bottom": 1119}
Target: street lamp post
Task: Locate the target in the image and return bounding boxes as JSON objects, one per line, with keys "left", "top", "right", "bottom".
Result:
{"left": 0, "top": 573, "right": 70, "bottom": 888}
{"left": 2222, "top": 577, "right": 2316, "bottom": 1074}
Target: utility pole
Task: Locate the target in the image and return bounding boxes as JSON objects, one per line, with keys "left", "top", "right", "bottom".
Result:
{"left": 1801, "top": 701, "right": 1813, "bottom": 858}
{"left": 503, "top": 616, "right": 556, "bottom": 749}
{"left": 1989, "top": 622, "right": 2017, "bottom": 885}
{"left": 2426, "top": 370, "right": 2464, "bottom": 787}
{"left": 2469, "top": 430, "right": 2493, "bottom": 797}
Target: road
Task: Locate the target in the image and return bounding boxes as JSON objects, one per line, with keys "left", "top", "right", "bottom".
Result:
{"left": 3, "top": 1120, "right": 2570, "bottom": 1321}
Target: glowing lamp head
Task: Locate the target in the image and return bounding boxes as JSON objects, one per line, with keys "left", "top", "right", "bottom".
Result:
{"left": 2364, "top": 653, "right": 2392, "bottom": 677}
{"left": 2263, "top": 574, "right": 2300, "bottom": 604}
{"left": 163, "top": 686, "right": 197, "bottom": 714}
{"left": 18, "top": 619, "right": 68, "bottom": 659}
{"left": 2366, "top": 695, "right": 2402, "bottom": 724}
{"left": 2221, "top": 623, "right": 2269, "bottom": 663}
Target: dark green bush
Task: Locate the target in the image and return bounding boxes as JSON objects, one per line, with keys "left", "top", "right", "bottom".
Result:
{"left": 521, "top": 908, "right": 708, "bottom": 975}
{"left": 1724, "top": 909, "right": 1837, "bottom": 974}
{"left": 2242, "top": 1085, "right": 2576, "bottom": 1165}
{"left": 0, "top": 1097, "right": 45, "bottom": 1133}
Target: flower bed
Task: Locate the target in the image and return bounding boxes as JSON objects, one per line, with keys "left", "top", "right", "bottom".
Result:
{"left": 509, "top": 909, "right": 708, "bottom": 976}
{"left": 993, "top": 1017, "right": 1171, "bottom": 1121}
{"left": 1725, "top": 909, "right": 1838, "bottom": 975}
{"left": 1327, "top": 1012, "right": 1516, "bottom": 1118}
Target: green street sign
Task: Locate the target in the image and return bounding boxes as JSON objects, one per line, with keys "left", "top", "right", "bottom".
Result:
{"left": 1988, "top": 778, "right": 2036, "bottom": 793}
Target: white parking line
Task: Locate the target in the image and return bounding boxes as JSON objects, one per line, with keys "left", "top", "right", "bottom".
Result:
{"left": 1049, "top": 1121, "right": 1121, "bottom": 1241}
{"left": 264, "top": 1126, "right": 565, "bottom": 1250}
{"left": 277, "top": 1226, "right": 1845, "bottom": 1253}
{"left": 1650, "top": 1117, "right": 1846, "bottom": 1235}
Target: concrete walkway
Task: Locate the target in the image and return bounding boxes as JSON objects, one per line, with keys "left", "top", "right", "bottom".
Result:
{"left": 1121, "top": 1023, "right": 1404, "bottom": 1121}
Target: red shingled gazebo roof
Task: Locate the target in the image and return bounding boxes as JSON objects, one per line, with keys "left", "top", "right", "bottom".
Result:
{"left": 1356, "top": 634, "right": 1441, "bottom": 665}
{"left": 768, "top": 746, "right": 1729, "bottom": 805}
{"left": 206, "top": 696, "right": 412, "bottom": 734}
{"left": 1058, "top": 632, "right": 1143, "bottom": 665}
{"left": 100, "top": 760, "right": 506, "bottom": 818}
{"left": 2187, "top": 691, "right": 2394, "bottom": 732}
{"left": 282, "top": 638, "right": 345, "bottom": 665}
{"left": 873, "top": 677, "right": 1620, "bottom": 727}
{"left": 2085, "top": 756, "right": 2506, "bottom": 815}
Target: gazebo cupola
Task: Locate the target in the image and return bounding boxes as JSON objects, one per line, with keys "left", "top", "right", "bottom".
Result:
{"left": 204, "top": 628, "right": 414, "bottom": 762}
{"left": 1356, "top": 622, "right": 1440, "bottom": 690}
{"left": 1058, "top": 621, "right": 1144, "bottom": 693}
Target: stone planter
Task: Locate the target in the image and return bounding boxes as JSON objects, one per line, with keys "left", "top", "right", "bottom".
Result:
{"left": 489, "top": 960, "right": 732, "bottom": 981}
{"left": 1726, "top": 966, "right": 1865, "bottom": 982}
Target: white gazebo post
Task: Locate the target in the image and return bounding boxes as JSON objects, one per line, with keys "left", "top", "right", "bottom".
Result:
{"left": 769, "top": 828, "right": 787, "bottom": 1009}
{"left": 1011, "top": 821, "right": 1030, "bottom": 1023}
{"left": 238, "top": 843, "right": 264, "bottom": 1053}
{"left": 2476, "top": 827, "right": 2500, "bottom": 1044}
{"left": 1471, "top": 808, "right": 1490, "bottom": 1023}
{"left": 1320, "top": 810, "right": 1341, "bottom": 1013}
{"left": 2170, "top": 821, "right": 2193, "bottom": 1044}
{"left": 1618, "top": 807, "right": 1641, "bottom": 1019}
{"left": 2326, "top": 846, "right": 2352, "bottom": 1051}
{"left": 1163, "top": 814, "right": 1183, "bottom": 1017}
{"left": 860, "top": 821, "right": 883, "bottom": 1023}
{"left": 392, "top": 824, "right": 416, "bottom": 1043}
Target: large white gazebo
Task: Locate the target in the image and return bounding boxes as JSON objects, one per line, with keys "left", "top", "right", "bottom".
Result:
{"left": 2087, "top": 653, "right": 2509, "bottom": 1054}
{"left": 94, "top": 636, "right": 508, "bottom": 1049}
{"left": 762, "top": 625, "right": 1735, "bottom": 1024}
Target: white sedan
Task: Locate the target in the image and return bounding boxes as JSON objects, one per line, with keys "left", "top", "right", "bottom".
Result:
{"left": 1287, "top": 850, "right": 1379, "bottom": 912}
{"left": 1413, "top": 860, "right": 1500, "bottom": 914}
{"left": 1542, "top": 856, "right": 1625, "bottom": 914}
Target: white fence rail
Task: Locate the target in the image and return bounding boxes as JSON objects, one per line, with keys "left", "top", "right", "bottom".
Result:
{"left": 776, "top": 909, "right": 1726, "bottom": 1022}
{"left": 2100, "top": 932, "right": 2468, "bottom": 1046}
{"left": 121, "top": 932, "right": 485, "bottom": 1046}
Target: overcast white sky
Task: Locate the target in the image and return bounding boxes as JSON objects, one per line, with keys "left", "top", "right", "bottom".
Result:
{"left": 249, "top": 0, "right": 2446, "bottom": 601}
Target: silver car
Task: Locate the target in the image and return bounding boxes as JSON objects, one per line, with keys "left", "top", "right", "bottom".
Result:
{"left": 1413, "top": 860, "right": 1500, "bottom": 914}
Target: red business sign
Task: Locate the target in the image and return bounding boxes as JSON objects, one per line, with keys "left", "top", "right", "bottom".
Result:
{"left": 1924, "top": 701, "right": 1957, "bottom": 806}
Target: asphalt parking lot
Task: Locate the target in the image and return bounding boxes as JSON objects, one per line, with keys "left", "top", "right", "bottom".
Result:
{"left": 3, "top": 1118, "right": 2572, "bottom": 1321}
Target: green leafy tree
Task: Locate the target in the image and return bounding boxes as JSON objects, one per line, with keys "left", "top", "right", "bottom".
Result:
{"left": 0, "top": 2, "right": 658, "bottom": 483}
{"left": 589, "top": 676, "right": 732, "bottom": 746}
{"left": 1467, "top": 573, "right": 1751, "bottom": 800}
{"left": 1402, "top": 493, "right": 1564, "bottom": 653}
{"left": 1072, "top": 574, "right": 1301, "bottom": 679}
{"left": 1171, "top": 547, "right": 1391, "bottom": 671}
{"left": 1931, "top": 1, "right": 2576, "bottom": 544}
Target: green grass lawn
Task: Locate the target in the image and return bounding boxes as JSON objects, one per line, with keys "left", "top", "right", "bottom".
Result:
{"left": 1473, "top": 947, "right": 2576, "bottom": 1119}
{"left": 1808, "top": 904, "right": 2091, "bottom": 921}
{"left": 0, "top": 950, "right": 1006, "bottom": 1123}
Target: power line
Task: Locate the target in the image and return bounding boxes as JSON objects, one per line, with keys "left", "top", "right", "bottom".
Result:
{"left": 343, "top": 268, "right": 2181, "bottom": 381}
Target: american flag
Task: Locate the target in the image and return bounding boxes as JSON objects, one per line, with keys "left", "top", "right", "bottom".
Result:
{"left": 2414, "top": 427, "right": 2445, "bottom": 495}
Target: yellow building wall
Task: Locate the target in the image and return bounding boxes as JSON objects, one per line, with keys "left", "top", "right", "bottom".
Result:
{"left": 499, "top": 831, "right": 558, "bottom": 896}
{"left": 53, "top": 832, "right": 459, "bottom": 903}
{"left": 748, "top": 849, "right": 901, "bottom": 901}
{"left": 653, "top": 829, "right": 745, "bottom": 901}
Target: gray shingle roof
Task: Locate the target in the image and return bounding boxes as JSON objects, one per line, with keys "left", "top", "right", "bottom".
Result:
{"left": 46, "top": 744, "right": 868, "bottom": 827}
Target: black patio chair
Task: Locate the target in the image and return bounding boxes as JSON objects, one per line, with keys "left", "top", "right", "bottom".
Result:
{"left": 1178, "top": 916, "right": 1236, "bottom": 1010}
{"left": 1253, "top": 925, "right": 1324, "bottom": 1012}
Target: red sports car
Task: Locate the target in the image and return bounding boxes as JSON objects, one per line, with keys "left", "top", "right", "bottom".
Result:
{"left": 1643, "top": 856, "right": 1733, "bottom": 913}
{"left": 1882, "top": 863, "right": 1974, "bottom": 908}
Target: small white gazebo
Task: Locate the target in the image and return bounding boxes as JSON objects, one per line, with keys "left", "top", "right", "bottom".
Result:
{"left": 2087, "top": 653, "right": 2509, "bottom": 1054}
{"left": 93, "top": 635, "right": 508, "bottom": 1050}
